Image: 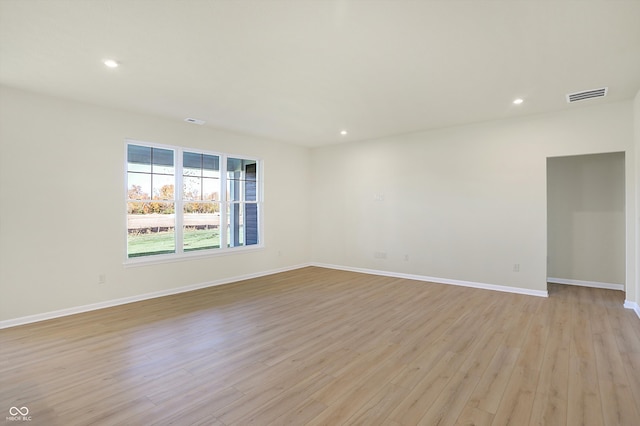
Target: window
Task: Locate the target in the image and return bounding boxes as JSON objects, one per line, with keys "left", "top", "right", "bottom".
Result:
{"left": 126, "top": 145, "right": 176, "bottom": 257}
{"left": 183, "top": 152, "right": 221, "bottom": 252}
{"left": 227, "top": 157, "right": 259, "bottom": 247}
{"left": 126, "top": 141, "right": 261, "bottom": 261}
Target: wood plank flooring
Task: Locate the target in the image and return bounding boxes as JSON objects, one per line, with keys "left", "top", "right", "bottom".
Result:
{"left": 1, "top": 266, "right": 639, "bottom": 425}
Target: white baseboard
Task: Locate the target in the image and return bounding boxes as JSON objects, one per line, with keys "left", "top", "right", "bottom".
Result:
{"left": 547, "top": 277, "right": 624, "bottom": 291}
{"left": 16, "top": 264, "right": 630, "bottom": 329}
{"left": 624, "top": 301, "right": 640, "bottom": 319}
{"left": 312, "top": 263, "right": 549, "bottom": 298}
{"left": 0, "top": 263, "right": 311, "bottom": 329}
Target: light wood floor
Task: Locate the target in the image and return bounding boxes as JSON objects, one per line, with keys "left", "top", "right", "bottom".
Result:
{"left": 1, "top": 267, "right": 639, "bottom": 425}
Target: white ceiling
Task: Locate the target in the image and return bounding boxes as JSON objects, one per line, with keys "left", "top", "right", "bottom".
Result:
{"left": 1, "top": 0, "right": 639, "bottom": 147}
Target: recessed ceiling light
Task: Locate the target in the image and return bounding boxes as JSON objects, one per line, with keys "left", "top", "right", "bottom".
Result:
{"left": 103, "top": 59, "right": 119, "bottom": 68}
{"left": 513, "top": 98, "right": 524, "bottom": 105}
{"left": 340, "top": 130, "right": 348, "bottom": 136}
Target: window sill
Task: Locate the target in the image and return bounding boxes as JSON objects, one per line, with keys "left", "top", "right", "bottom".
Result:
{"left": 123, "top": 244, "right": 264, "bottom": 268}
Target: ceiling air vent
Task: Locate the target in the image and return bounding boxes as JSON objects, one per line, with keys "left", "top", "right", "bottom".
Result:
{"left": 566, "top": 87, "right": 608, "bottom": 103}
{"left": 184, "top": 117, "right": 206, "bottom": 125}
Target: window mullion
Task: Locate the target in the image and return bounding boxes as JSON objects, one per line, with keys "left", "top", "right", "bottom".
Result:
{"left": 220, "top": 155, "right": 227, "bottom": 250}
{"left": 175, "top": 149, "right": 184, "bottom": 253}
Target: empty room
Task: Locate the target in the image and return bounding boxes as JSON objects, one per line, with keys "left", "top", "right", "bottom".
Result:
{"left": 1, "top": 1, "right": 640, "bottom": 425}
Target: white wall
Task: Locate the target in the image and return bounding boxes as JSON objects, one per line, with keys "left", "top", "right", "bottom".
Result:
{"left": 634, "top": 90, "right": 640, "bottom": 307}
{"left": 0, "top": 86, "right": 311, "bottom": 323}
{"left": 311, "top": 101, "right": 635, "bottom": 294}
{"left": 1, "top": 86, "right": 637, "bottom": 324}
{"left": 547, "top": 153, "right": 625, "bottom": 285}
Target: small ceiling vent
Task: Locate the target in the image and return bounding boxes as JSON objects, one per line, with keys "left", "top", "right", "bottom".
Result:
{"left": 184, "top": 117, "right": 206, "bottom": 125}
{"left": 566, "top": 87, "right": 608, "bottom": 103}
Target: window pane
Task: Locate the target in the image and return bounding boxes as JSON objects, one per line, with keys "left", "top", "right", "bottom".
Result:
{"left": 127, "top": 204, "right": 175, "bottom": 257}
{"left": 227, "top": 202, "right": 257, "bottom": 247}
{"left": 245, "top": 202, "right": 259, "bottom": 245}
{"left": 183, "top": 176, "right": 201, "bottom": 200}
{"left": 227, "top": 176, "right": 243, "bottom": 202}
{"left": 202, "top": 154, "right": 220, "bottom": 178}
{"left": 184, "top": 205, "right": 220, "bottom": 252}
{"left": 202, "top": 178, "right": 219, "bottom": 200}
{"left": 227, "top": 157, "right": 242, "bottom": 173}
{"left": 227, "top": 203, "right": 245, "bottom": 247}
{"left": 227, "top": 158, "right": 256, "bottom": 174}
{"left": 153, "top": 176, "right": 174, "bottom": 200}
{"left": 152, "top": 148, "right": 173, "bottom": 165}
{"left": 127, "top": 173, "right": 151, "bottom": 200}
{"left": 183, "top": 151, "right": 202, "bottom": 171}
{"left": 128, "top": 145, "right": 151, "bottom": 173}
{"left": 227, "top": 158, "right": 257, "bottom": 202}
{"left": 245, "top": 163, "right": 257, "bottom": 201}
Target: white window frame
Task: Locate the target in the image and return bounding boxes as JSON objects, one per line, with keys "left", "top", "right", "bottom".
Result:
{"left": 124, "top": 139, "right": 263, "bottom": 266}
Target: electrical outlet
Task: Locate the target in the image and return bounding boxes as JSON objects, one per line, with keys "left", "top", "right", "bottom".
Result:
{"left": 98, "top": 273, "right": 106, "bottom": 284}
{"left": 513, "top": 264, "right": 520, "bottom": 272}
{"left": 374, "top": 251, "right": 387, "bottom": 259}
{"left": 404, "top": 254, "right": 409, "bottom": 261}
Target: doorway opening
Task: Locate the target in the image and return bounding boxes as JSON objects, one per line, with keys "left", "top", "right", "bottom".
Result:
{"left": 547, "top": 152, "right": 625, "bottom": 292}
